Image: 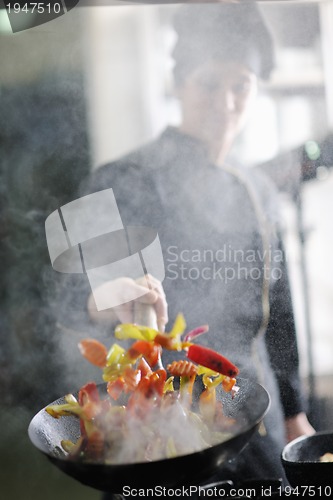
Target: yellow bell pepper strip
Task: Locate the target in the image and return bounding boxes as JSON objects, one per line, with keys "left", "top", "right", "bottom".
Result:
{"left": 45, "top": 395, "right": 82, "bottom": 419}
{"left": 166, "top": 437, "right": 178, "bottom": 458}
{"left": 198, "top": 371, "right": 228, "bottom": 425}
{"left": 114, "top": 323, "right": 158, "bottom": 342}
{"left": 186, "top": 344, "right": 239, "bottom": 377}
{"left": 103, "top": 343, "right": 135, "bottom": 383}
{"left": 65, "top": 394, "right": 78, "bottom": 405}
{"left": 154, "top": 312, "right": 187, "bottom": 350}
{"left": 61, "top": 436, "right": 85, "bottom": 456}
{"left": 197, "top": 365, "right": 237, "bottom": 393}
{"left": 134, "top": 325, "right": 161, "bottom": 341}
{"left": 102, "top": 362, "right": 132, "bottom": 383}
{"left": 106, "top": 343, "right": 126, "bottom": 366}
{"left": 169, "top": 312, "right": 186, "bottom": 338}
{"left": 202, "top": 373, "right": 219, "bottom": 390}
{"left": 114, "top": 313, "right": 188, "bottom": 351}
{"left": 200, "top": 372, "right": 220, "bottom": 420}
{"left": 163, "top": 376, "right": 175, "bottom": 393}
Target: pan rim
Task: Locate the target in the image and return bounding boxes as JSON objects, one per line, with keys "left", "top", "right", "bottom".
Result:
{"left": 282, "top": 430, "right": 333, "bottom": 464}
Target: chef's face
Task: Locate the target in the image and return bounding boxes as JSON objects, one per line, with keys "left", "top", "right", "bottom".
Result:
{"left": 177, "top": 59, "right": 258, "bottom": 161}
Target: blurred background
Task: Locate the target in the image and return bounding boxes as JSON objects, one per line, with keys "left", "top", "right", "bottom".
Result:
{"left": 0, "top": 1, "right": 332, "bottom": 498}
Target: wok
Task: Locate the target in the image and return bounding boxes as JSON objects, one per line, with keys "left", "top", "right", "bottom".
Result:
{"left": 28, "top": 378, "right": 269, "bottom": 493}
{"left": 282, "top": 431, "right": 333, "bottom": 487}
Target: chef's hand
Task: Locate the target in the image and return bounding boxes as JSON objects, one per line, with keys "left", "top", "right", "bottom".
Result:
{"left": 87, "top": 274, "right": 168, "bottom": 332}
{"left": 284, "top": 412, "right": 316, "bottom": 443}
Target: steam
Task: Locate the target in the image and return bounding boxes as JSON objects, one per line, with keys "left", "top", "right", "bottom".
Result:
{"left": 90, "top": 395, "right": 234, "bottom": 465}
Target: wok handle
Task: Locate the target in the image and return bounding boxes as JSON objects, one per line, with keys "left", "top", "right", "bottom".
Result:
{"left": 133, "top": 302, "right": 158, "bottom": 330}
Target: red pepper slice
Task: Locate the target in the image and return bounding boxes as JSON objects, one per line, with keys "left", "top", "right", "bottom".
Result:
{"left": 186, "top": 344, "right": 239, "bottom": 377}
{"left": 107, "top": 377, "right": 125, "bottom": 400}
{"left": 78, "top": 382, "right": 101, "bottom": 435}
{"left": 78, "top": 382, "right": 100, "bottom": 406}
{"left": 127, "top": 340, "right": 161, "bottom": 368}
{"left": 137, "top": 357, "right": 153, "bottom": 377}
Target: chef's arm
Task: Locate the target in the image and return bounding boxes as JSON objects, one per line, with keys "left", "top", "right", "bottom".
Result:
{"left": 284, "top": 412, "right": 315, "bottom": 443}
{"left": 79, "top": 161, "right": 166, "bottom": 330}
{"left": 265, "top": 239, "right": 315, "bottom": 440}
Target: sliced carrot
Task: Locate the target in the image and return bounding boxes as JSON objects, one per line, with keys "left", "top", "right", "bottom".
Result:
{"left": 78, "top": 339, "right": 108, "bottom": 367}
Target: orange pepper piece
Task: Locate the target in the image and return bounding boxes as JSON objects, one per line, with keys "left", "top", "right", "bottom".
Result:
{"left": 78, "top": 339, "right": 108, "bottom": 368}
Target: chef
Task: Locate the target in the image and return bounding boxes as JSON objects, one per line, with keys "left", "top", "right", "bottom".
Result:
{"left": 73, "top": 1, "right": 315, "bottom": 488}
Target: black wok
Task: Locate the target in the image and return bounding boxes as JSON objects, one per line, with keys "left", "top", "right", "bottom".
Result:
{"left": 28, "top": 378, "right": 270, "bottom": 493}
{"left": 282, "top": 431, "right": 333, "bottom": 487}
